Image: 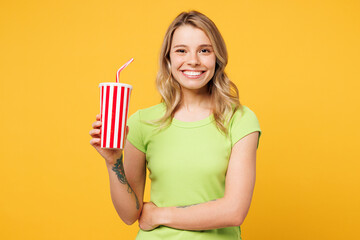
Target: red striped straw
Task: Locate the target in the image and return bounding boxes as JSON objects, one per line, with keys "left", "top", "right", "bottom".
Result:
{"left": 116, "top": 58, "right": 134, "bottom": 83}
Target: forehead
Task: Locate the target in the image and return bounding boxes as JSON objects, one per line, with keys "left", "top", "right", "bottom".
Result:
{"left": 171, "top": 25, "right": 212, "bottom": 47}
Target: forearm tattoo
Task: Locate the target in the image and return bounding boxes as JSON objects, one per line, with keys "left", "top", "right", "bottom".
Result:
{"left": 176, "top": 199, "right": 217, "bottom": 208}
{"left": 111, "top": 154, "right": 140, "bottom": 210}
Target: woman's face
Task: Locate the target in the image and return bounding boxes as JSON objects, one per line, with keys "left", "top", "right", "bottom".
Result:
{"left": 169, "top": 25, "right": 216, "bottom": 92}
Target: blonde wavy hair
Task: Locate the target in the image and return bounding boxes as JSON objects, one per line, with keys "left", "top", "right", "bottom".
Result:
{"left": 147, "top": 10, "right": 242, "bottom": 137}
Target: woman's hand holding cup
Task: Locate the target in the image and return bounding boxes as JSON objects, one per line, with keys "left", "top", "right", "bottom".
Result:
{"left": 89, "top": 114, "right": 129, "bottom": 166}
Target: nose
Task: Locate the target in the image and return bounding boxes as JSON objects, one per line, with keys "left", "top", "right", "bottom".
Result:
{"left": 187, "top": 51, "right": 200, "bottom": 66}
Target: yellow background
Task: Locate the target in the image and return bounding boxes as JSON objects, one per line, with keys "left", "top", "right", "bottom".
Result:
{"left": 1, "top": 0, "right": 359, "bottom": 239}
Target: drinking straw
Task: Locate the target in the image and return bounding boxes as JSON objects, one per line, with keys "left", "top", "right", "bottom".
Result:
{"left": 116, "top": 58, "right": 134, "bottom": 83}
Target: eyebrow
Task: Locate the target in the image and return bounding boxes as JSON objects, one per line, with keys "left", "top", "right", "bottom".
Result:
{"left": 173, "top": 44, "right": 213, "bottom": 48}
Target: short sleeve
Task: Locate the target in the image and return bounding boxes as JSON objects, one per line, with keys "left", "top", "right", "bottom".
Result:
{"left": 230, "top": 106, "right": 262, "bottom": 149}
{"left": 126, "top": 110, "right": 146, "bottom": 153}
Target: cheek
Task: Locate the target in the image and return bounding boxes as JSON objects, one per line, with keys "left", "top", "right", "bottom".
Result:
{"left": 206, "top": 58, "right": 216, "bottom": 72}
{"left": 170, "top": 55, "right": 181, "bottom": 67}
{"left": 200, "top": 54, "right": 216, "bottom": 69}
{"left": 170, "top": 62, "right": 178, "bottom": 75}
{"left": 170, "top": 58, "right": 183, "bottom": 75}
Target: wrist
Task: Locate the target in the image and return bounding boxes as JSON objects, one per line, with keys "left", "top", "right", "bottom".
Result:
{"left": 156, "top": 207, "right": 172, "bottom": 226}
{"left": 105, "top": 154, "right": 123, "bottom": 169}
{"left": 106, "top": 161, "right": 115, "bottom": 169}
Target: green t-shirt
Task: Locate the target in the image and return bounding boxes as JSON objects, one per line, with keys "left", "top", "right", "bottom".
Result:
{"left": 126, "top": 102, "right": 261, "bottom": 240}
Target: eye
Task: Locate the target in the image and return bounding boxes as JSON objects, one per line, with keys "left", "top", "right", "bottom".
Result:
{"left": 200, "top": 48, "right": 211, "bottom": 53}
{"left": 175, "top": 49, "right": 186, "bottom": 53}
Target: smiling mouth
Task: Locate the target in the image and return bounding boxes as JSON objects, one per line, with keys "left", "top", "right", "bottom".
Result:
{"left": 181, "top": 70, "right": 206, "bottom": 78}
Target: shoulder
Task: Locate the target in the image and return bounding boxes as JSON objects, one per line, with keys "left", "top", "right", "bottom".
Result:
{"left": 229, "top": 104, "right": 261, "bottom": 147}
{"left": 126, "top": 103, "right": 166, "bottom": 150}
{"left": 230, "top": 105, "right": 259, "bottom": 125}
{"left": 138, "top": 102, "right": 165, "bottom": 115}
{"left": 128, "top": 102, "right": 166, "bottom": 123}
{"left": 136, "top": 102, "right": 166, "bottom": 120}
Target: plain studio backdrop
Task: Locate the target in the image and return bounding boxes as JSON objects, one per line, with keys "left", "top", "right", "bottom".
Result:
{"left": 0, "top": 0, "right": 359, "bottom": 239}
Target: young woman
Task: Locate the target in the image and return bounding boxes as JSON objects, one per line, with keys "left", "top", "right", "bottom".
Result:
{"left": 90, "top": 11, "right": 261, "bottom": 240}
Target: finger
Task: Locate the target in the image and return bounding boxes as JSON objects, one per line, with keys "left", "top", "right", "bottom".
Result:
{"left": 90, "top": 138, "right": 100, "bottom": 146}
{"left": 92, "top": 121, "right": 102, "bottom": 129}
{"left": 89, "top": 129, "right": 101, "bottom": 137}
{"left": 96, "top": 114, "right": 101, "bottom": 120}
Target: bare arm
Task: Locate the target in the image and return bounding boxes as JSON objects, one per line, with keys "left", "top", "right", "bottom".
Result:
{"left": 106, "top": 139, "right": 146, "bottom": 225}
{"left": 139, "top": 131, "right": 259, "bottom": 230}
{"left": 90, "top": 114, "right": 146, "bottom": 225}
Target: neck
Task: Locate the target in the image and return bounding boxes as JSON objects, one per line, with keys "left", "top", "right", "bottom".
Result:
{"left": 178, "top": 86, "right": 213, "bottom": 112}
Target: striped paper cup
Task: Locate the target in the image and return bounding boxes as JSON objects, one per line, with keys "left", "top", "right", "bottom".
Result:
{"left": 99, "top": 83, "right": 132, "bottom": 149}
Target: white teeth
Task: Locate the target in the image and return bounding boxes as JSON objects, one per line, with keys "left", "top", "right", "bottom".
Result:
{"left": 183, "top": 71, "right": 202, "bottom": 76}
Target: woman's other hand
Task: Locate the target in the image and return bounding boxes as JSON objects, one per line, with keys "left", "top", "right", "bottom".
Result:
{"left": 139, "top": 202, "right": 161, "bottom": 231}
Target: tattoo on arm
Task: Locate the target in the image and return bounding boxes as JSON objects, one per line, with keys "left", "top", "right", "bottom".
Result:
{"left": 176, "top": 199, "right": 217, "bottom": 208}
{"left": 111, "top": 154, "right": 140, "bottom": 210}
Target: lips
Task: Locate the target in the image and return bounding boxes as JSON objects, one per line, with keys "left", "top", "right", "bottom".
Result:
{"left": 181, "top": 70, "right": 206, "bottom": 79}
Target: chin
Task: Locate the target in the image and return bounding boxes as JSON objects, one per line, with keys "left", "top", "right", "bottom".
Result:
{"left": 181, "top": 82, "right": 209, "bottom": 91}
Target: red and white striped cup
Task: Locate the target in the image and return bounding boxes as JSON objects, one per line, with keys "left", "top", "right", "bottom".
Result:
{"left": 99, "top": 83, "right": 132, "bottom": 149}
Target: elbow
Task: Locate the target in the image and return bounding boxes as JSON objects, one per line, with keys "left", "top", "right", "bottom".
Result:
{"left": 119, "top": 207, "right": 142, "bottom": 226}
{"left": 227, "top": 200, "right": 251, "bottom": 227}
{"left": 123, "top": 217, "right": 137, "bottom": 226}
{"left": 230, "top": 210, "right": 246, "bottom": 227}
{"left": 121, "top": 213, "right": 139, "bottom": 226}
{"left": 231, "top": 215, "right": 245, "bottom": 227}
